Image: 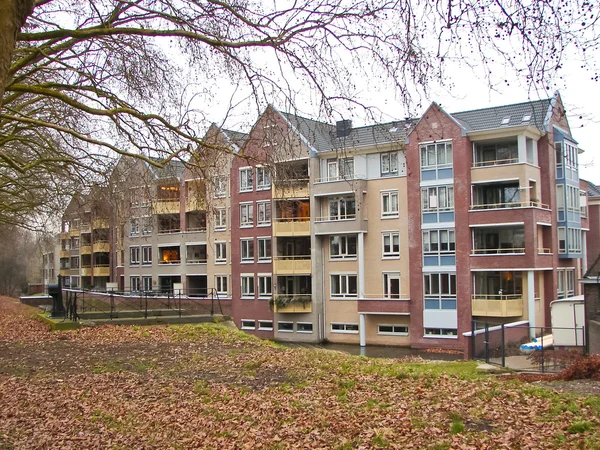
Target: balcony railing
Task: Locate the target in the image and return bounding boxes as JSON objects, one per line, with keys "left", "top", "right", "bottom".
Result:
{"left": 158, "top": 259, "right": 181, "bottom": 265}
{"left": 537, "top": 248, "right": 552, "bottom": 254}
{"left": 472, "top": 157, "right": 519, "bottom": 167}
{"left": 314, "top": 174, "right": 365, "bottom": 183}
{"left": 80, "top": 245, "right": 92, "bottom": 255}
{"left": 273, "top": 179, "right": 310, "bottom": 199}
{"left": 314, "top": 214, "right": 356, "bottom": 222}
{"left": 272, "top": 294, "right": 312, "bottom": 313}
{"left": 273, "top": 256, "right": 311, "bottom": 274}
{"left": 93, "top": 241, "right": 110, "bottom": 253}
{"left": 470, "top": 200, "right": 549, "bottom": 210}
{"left": 186, "top": 258, "right": 207, "bottom": 264}
{"left": 152, "top": 199, "right": 180, "bottom": 215}
{"left": 158, "top": 228, "right": 181, "bottom": 235}
{"left": 471, "top": 294, "right": 523, "bottom": 317}
{"left": 471, "top": 247, "right": 525, "bottom": 255}
{"left": 93, "top": 265, "right": 110, "bottom": 277}
{"left": 92, "top": 218, "right": 109, "bottom": 229}
{"left": 273, "top": 218, "right": 310, "bottom": 236}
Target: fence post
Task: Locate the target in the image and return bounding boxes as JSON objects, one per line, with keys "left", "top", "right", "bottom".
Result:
{"left": 110, "top": 291, "right": 115, "bottom": 319}
{"left": 501, "top": 324, "right": 505, "bottom": 367}
{"left": 471, "top": 319, "right": 476, "bottom": 360}
{"left": 541, "top": 328, "right": 545, "bottom": 373}
{"left": 484, "top": 322, "right": 489, "bottom": 363}
{"left": 144, "top": 293, "right": 148, "bottom": 319}
{"left": 211, "top": 289, "right": 215, "bottom": 316}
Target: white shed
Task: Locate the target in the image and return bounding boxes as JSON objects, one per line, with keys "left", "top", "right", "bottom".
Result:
{"left": 550, "top": 296, "right": 585, "bottom": 347}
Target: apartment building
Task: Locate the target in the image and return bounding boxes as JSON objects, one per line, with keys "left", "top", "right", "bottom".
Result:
{"left": 52, "top": 92, "right": 589, "bottom": 351}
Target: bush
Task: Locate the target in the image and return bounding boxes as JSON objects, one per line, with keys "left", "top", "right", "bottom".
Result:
{"left": 556, "top": 354, "right": 600, "bottom": 381}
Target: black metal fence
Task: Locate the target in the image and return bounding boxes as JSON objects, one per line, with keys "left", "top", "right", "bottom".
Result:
{"left": 469, "top": 320, "right": 585, "bottom": 373}
{"left": 61, "top": 288, "right": 229, "bottom": 322}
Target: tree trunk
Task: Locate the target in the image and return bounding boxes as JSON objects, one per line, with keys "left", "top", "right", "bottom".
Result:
{"left": 0, "top": 0, "right": 34, "bottom": 101}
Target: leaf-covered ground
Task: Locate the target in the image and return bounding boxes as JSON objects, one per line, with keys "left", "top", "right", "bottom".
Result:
{"left": 1, "top": 297, "right": 599, "bottom": 449}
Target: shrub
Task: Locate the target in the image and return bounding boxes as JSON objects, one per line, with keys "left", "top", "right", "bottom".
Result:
{"left": 556, "top": 354, "right": 600, "bottom": 381}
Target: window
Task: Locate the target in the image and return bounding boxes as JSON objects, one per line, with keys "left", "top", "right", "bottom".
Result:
{"left": 383, "top": 272, "right": 401, "bottom": 299}
{"left": 422, "top": 229, "right": 456, "bottom": 253}
{"left": 382, "top": 232, "right": 400, "bottom": 258}
{"left": 328, "top": 196, "right": 356, "bottom": 220}
{"left": 240, "top": 202, "right": 254, "bottom": 227}
{"left": 556, "top": 185, "right": 565, "bottom": 211}
{"left": 141, "top": 217, "right": 152, "bottom": 235}
{"left": 258, "top": 320, "right": 273, "bottom": 331}
{"left": 421, "top": 186, "right": 454, "bottom": 211}
{"left": 70, "top": 276, "right": 79, "bottom": 288}
{"left": 241, "top": 320, "right": 255, "bottom": 330}
{"left": 239, "top": 167, "right": 253, "bottom": 192}
{"left": 257, "top": 201, "right": 271, "bottom": 226}
{"left": 70, "top": 256, "right": 79, "bottom": 269}
{"left": 423, "top": 273, "right": 457, "bottom": 309}
{"left": 331, "top": 323, "right": 359, "bottom": 333}
{"left": 241, "top": 239, "right": 254, "bottom": 263}
{"left": 215, "top": 275, "right": 228, "bottom": 296}
{"left": 381, "top": 152, "right": 398, "bottom": 175}
{"left": 130, "top": 246, "right": 140, "bottom": 265}
{"left": 557, "top": 268, "right": 565, "bottom": 299}
{"left": 378, "top": 324, "right": 408, "bottom": 335}
{"left": 331, "top": 274, "right": 357, "bottom": 298}
{"left": 568, "top": 227, "right": 582, "bottom": 254}
{"left": 71, "top": 237, "right": 79, "bottom": 249}
{"left": 215, "top": 242, "right": 227, "bottom": 263}
{"left": 424, "top": 328, "right": 457, "bottom": 337}
{"left": 330, "top": 235, "right": 357, "bottom": 259}
{"left": 382, "top": 191, "right": 399, "bottom": 217}
{"left": 566, "top": 185, "right": 580, "bottom": 213}
{"left": 142, "top": 276, "right": 152, "bottom": 291}
{"left": 241, "top": 275, "right": 255, "bottom": 298}
{"left": 256, "top": 167, "right": 271, "bottom": 190}
{"left": 558, "top": 227, "right": 566, "bottom": 254}
{"left": 278, "top": 322, "right": 294, "bottom": 332}
{"left": 214, "top": 176, "right": 227, "bottom": 198}
{"left": 258, "top": 237, "right": 272, "bottom": 262}
{"left": 567, "top": 268, "right": 575, "bottom": 297}
{"left": 327, "top": 157, "right": 354, "bottom": 180}
{"left": 142, "top": 246, "right": 152, "bottom": 264}
{"left": 258, "top": 275, "right": 272, "bottom": 298}
{"left": 215, "top": 208, "right": 227, "bottom": 230}
{"left": 297, "top": 322, "right": 313, "bottom": 333}
{"left": 130, "top": 276, "right": 141, "bottom": 291}
{"left": 130, "top": 218, "right": 139, "bottom": 237}
{"left": 580, "top": 190, "right": 587, "bottom": 218}
{"left": 420, "top": 142, "right": 453, "bottom": 169}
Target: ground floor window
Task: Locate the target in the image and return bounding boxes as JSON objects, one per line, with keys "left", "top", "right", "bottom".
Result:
{"left": 330, "top": 323, "right": 359, "bottom": 334}
{"left": 297, "top": 322, "right": 313, "bottom": 333}
{"left": 130, "top": 276, "right": 141, "bottom": 291}
{"left": 377, "top": 324, "right": 408, "bottom": 335}
{"left": 258, "top": 320, "right": 273, "bottom": 331}
{"left": 142, "top": 276, "right": 152, "bottom": 291}
{"left": 241, "top": 319, "right": 255, "bottom": 330}
{"left": 278, "top": 321, "right": 293, "bottom": 332}
{"left": 424, "top": 328, "right": 457, "bottom": 337}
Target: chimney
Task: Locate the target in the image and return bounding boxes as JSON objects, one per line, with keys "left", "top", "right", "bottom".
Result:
{"left": 336, "top": 120, "right": 352, "bottom": 138}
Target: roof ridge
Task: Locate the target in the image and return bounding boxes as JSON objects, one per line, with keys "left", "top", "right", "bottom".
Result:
{"left": 451, "top": 98, "right": 551, "bottom": 116}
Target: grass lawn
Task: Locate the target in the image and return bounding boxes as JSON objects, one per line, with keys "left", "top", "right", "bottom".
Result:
{"left": 0, "top": 297, "right": 598, "bottom": 449}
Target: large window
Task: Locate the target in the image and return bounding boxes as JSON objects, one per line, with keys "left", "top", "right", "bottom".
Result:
{"left": 381, "top": 191, "right": 399, "bottom": 217}
{"left": 382, "top": 232, "right": 400, "bottom": 258}
{"left": 241, "top": 239, "right": 254, "bottom": 263}
{"left": 383, "top": 272, "right": 401, "bottom": 299}
{"left": 258, "top": 237, "right": 272, "bottom": 262}
{"left": 423, "top": 273, "right": 456, "bottom": 309}
{"left": 423, "top": 229, "right": 456, "bottom": 254}
{"left": 328, "top": 196, "right": 356, "bottom": 220}
{"left": 381, "top": 152, "right": 399, "bottom": 175}
{"left": 256, "top": 167, "right": 271, "bottom": 190}
{"left": 471, "top": 227, "right": 523, "bottom": 254}
{"left": 473, "top": 142, "right": 518, "bottom": 166}
{"left": 472, "top": 182, "right": 519, "bottom": 209}
{"left": 239, "top": 167, "right": 253, "bottom": 192}
{"left": 327, "top": 157, "right": 354, "bottom": 180}
{"left": 330, "top": 235, "right": 357, "bottom": 259}
{"left": 258, "top": 275, "right": 272, "bottom": 298}
{"left": 257, "top": 201, "right": 271, "bottom": 226}
{"left": 420, "top": 142, "right": 452, "bottom": 169}
{"left": 241, "top": 275, "right": 255, "bottom": 298}
{"left": 568, "top": 228, "right": 582, "bottom": 254}
{"left": 70, "top": 256, "right": 79, "bottom": 269}
{"left": 215, "top": 242, "right": 227, "bottom": 264}
{"left": 421, "top": 186, "right": 454, "bottom": 211}
{"left": 240, "top": 202, "right": 254, "bottom": 227}
{"left": 331, "top": 274, "right": 358, "bottom": 298}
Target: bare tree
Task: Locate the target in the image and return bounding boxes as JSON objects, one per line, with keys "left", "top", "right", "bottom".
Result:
{"left": 1, "top": 0, "right": 598, "bottom": 228}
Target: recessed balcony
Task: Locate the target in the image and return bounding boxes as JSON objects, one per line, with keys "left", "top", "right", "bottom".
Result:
{"left": 93, "top": 241, "right": 110, "bottom": 253}
{"left": 471, "top": 295, "right": 523, "bottom": 317}
{"left": 273, "top": 179, "right": 310, "bottom": 199}
{"left": 273, "top": 256, "right": 311, "bottom": 275}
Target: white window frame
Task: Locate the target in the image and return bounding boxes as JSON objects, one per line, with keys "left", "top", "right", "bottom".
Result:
{"left": 239, "top": 167, "right": 253, "bottom": 192}
{"left": 422, "top": 229, "right": 456, "bottom": 254}
{"left": 130, "top": 276, "right": 141, "bottom": 291}
{"left": 215, "top": 208, "right": 227, "bottom": 230}
{"left": 330, "top": 274, "right": 358, "bottom": 298}
{"left": 240, "top": 202, "right": 254, "bottom": 227}
{"left": 381, "top": 190, "right": 399, "bottom": 217}
{"left": 296, "top": 322, "right": 314, "bottom": 333}
{"left": 258, "top": 237, "right": 272, "bottom": 262}
{"left": 557, "top": 268, "right": 565, "bottom": 299}
{"left": 558, "top": 227, "right": 566, "bottom": 254}
{"left": 215, "top": 275, "right": 228, "bottom": 296}
{"left": 381, "top": 152, "right": 399, "bottom": 175}
{"left": 382, "top": 231, "right": 400, "bottom": 258}
{"left": 141, "top": 216, "right": 152, "bottom": 236}
{"left": 258, "top": 275, "right": 272, "bottom": 298}
{"left": 215, "top": 242, "right": 227, "bottom": 264}
{"left": 241, "top": 319, "right": 256, "bottom": 330}
{"left": 327, "top": 196, "right": 356, "bottom": 220}
{"left": 256, "top": 166, "right": 271, "bottom": 191}
{"left": 423, "top": 273, "right": 457, "bottom": 310}
{"left": 330, "top": 323, "right": 359, "bottom": 334}
{"left": 241, "top": 275, "right": 255, "bottom": 298}
{"left": 421, "top": 186, "right": 454, "bottom": 212}
{"left": 214, "top": 176, "right": 228, "bottom": 198}
{"left": 142, "top": 276, "right": 152, "bottom": 291}
{"left": 424, "top": 328, "right": 457, "bottom": 338}
{"left": 377, "top": 324, "right": 408, "bottom": 336}
{"left": 566, "top": 268, "right": 575, "bottom": 297}
{"left": 420, "top": 141, "right": 453, "bottom": 169}
{"left": 142, "top": 246, "right": 152, "bottom": 265}
{"left": 330, "top": 235, "right": 357, "bottom": 259}
{"left": 277, "top": 321, "right": 294, "bottom": 333}
{"left": 257, "top": 201, "right": 272, "bottom": 226}
{"left": 241, "top": 238, "right": 254, "bottom": 263}
{"left": 129, "top": 246, "right": 140, "bottom": 265}
{"left": 130, "top": 218, "right": 139, "bottom": 237}
{"left": 258, "top": 320, "right": 273, "bottom": 331}
{"left": 383, "top": 272, "right": 401, "bottom": 299}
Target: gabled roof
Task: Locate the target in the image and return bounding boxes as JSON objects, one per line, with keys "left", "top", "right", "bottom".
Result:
{"left": 450, "top": 98, "right": 553, "bottom": 133}
{"left": 221, "top": 129, "right": 248, "bottom": 152}
{"left": 278, "top": 112, "right": 336, "bottom": 153}
{"left": 583, "top": 179, "right": 600, "bottom": 198}
{"left": 146, "top": 157, "right": 185, "bottom": 181}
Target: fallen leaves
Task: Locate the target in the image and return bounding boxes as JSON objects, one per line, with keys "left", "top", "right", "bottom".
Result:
{"left": 0, "top": 296, "right": 599, "bottom": 449}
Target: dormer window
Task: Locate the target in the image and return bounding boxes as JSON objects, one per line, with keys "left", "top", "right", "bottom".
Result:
{"left": 501, "top": 117, "right": 511, "bottom": 125}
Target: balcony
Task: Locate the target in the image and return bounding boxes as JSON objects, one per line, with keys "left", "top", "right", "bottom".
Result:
{"left": 273, "top": 179, "right": 310, "bottom": 199}
{"left": 69, "top": 229, "right": 80, "bottom": 237}
{"left": 272, "top": 295, "right": 312, "bottom": 313}
{"left": 60, "top": 250, "right": 70, "bottom": 258}
{"left": 93, "top": 241, "right": 110, "bottom": 253}
{"left": 92, "top": 218, "right": 109, "bottom": 229}
{"left": 185, "top": 196, "right": 206, "bottom": 212}
{"left": 312, "top": 176, "right": 366, "bottom": 197}
{"left": 153, "top": 199, "right": 180, "bottom": 215}
{"left": 358, "top": 296, "right": 411, "bottom": 314}
{"left": 313, "top": 214, "right": 367, "bottom": 235}
{"left": 81, "top": 266, "right": 93, "bottom": 277}
{"left": 80, "top": 245, "right": 92, "bottom": 255}
{"left": 273, "top": 256, "right": 311, "bottom": 275}
{"left": 59, "top": 269, "right": 70, "bottom": 277}
{"left": 80, "top": 223, "right": 91, "bottom": 234}
{"left": 471, "top": 295, "right": 523, "bottom": 317}
{"left": 273, "top": 218, "right": 310, "bottom": 236}
{"left": 470, "top": 200, "right": 549, "bottom": 211}
{"left": 93, "top": 266, "right": 110, "bottom": 277}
